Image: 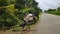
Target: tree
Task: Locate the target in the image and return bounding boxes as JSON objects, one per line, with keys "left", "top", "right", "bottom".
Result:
{"left": 57, "top": 7, "right": 60, "bottom": 11}
{"left": 0, "top": 0, "right": 42, "bottom": 30}
{"left": 14, "top": 0, "right": 25, "bottom": 9}
{"left": 0, "top": 0, "right": 10, "bottom": 6}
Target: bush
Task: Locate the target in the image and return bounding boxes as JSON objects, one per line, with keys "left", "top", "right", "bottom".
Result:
{"left": 0, "top": 5, "right": 20, "bottom": 29}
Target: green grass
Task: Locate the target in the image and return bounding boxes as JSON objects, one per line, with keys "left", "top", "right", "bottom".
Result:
{"left": 12, "top": 27, "right": 21, "bottom": 31}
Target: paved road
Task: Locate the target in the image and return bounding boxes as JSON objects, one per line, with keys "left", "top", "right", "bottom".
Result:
{"left": 33, "top": 13, "right": 60, "bottom": 34}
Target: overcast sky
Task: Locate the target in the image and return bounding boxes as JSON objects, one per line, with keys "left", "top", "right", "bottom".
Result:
{"left": 35, "top": 0, "right": 60, "bottom": 10}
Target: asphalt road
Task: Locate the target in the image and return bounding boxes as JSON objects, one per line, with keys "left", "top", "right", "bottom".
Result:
{"left": 33, "top": 13, "right": 60, "bottom": 34}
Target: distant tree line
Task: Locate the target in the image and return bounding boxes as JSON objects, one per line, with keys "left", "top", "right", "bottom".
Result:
{"left": 45, "top": 7, "right": 60, "bottom": 15}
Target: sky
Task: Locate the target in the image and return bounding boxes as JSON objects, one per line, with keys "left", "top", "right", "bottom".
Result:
{"left": 35, "top": 0, "right": 60, "bottom": 10}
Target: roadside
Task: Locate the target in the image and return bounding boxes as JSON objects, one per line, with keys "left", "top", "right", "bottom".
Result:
{"left": 0, "top": 13, "right": 42, "bottom": 34}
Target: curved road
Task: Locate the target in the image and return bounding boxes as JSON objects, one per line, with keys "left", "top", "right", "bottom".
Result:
{"left": 33, "top": 13, "right": 60, "bottom": 34}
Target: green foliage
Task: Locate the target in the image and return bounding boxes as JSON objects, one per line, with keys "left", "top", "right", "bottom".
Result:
{"left": 57, "top": 7, "right": 60, "bottom": 11}
{"left": 0, "top": 4, "right": 20, "bottom": 29}
{"left": 12, "top": 27, "right": 21, "bottom": 31}
{"left": 46, "top": 7, "right": 60, "bottom": 15}
{"left": 0, "top": 0, "right": 42, "bottom": 30}
{"left": 14, "top": 0, "right": 25, "bottom": 9}
{"left": 0, "top": 0, "right": 10, "bottom": 6}
{"left": 14, "top": 0, "right": 38, "bottom": 9}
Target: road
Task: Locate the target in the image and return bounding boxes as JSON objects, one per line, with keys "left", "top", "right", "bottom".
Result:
{"left": 33, "top": 13, "right": 60, "bottom": 34}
